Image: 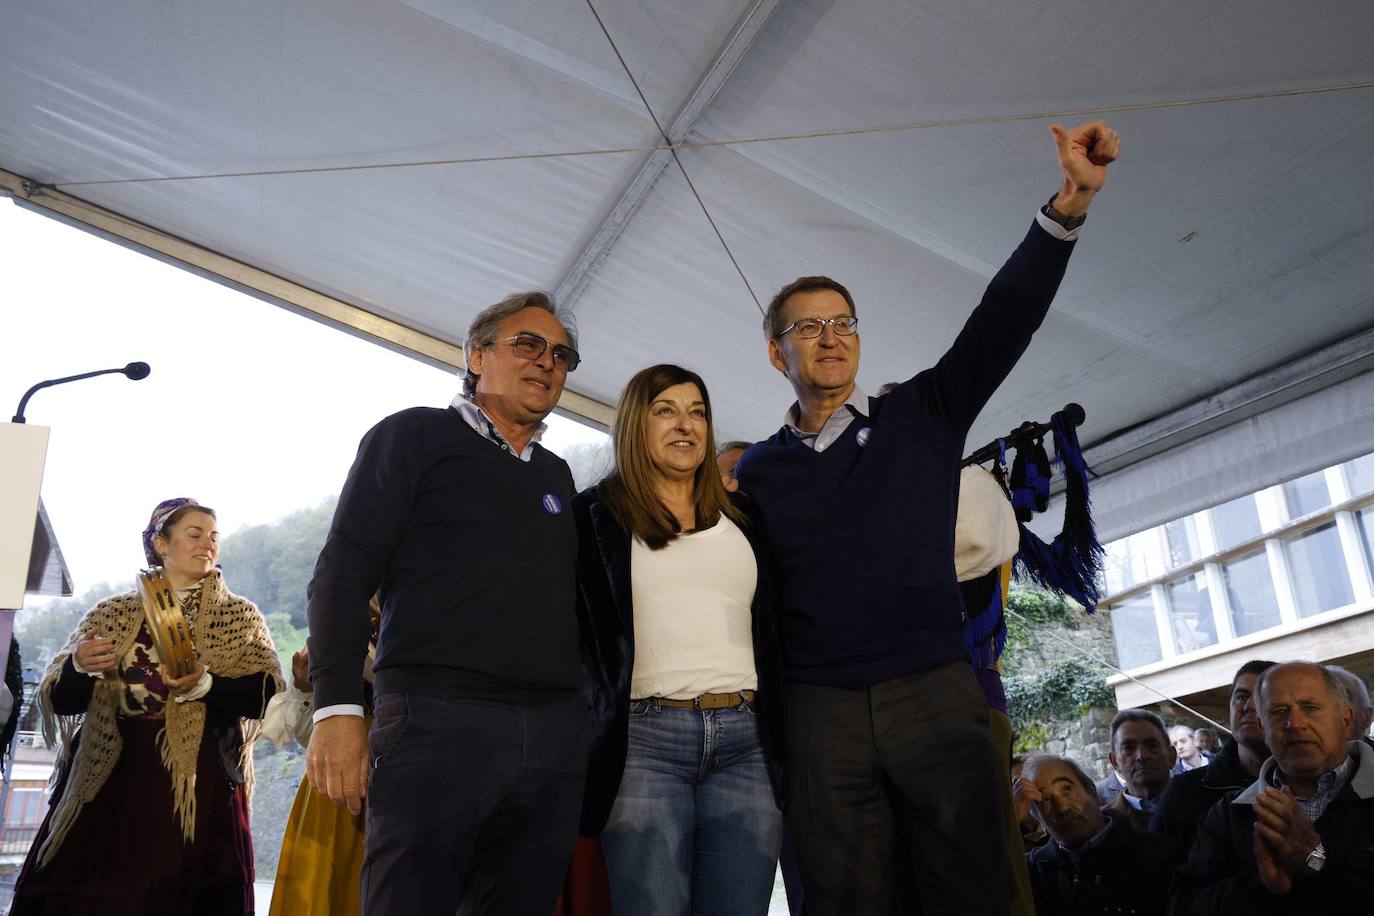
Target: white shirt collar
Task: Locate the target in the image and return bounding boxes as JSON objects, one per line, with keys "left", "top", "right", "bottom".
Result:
{"left": 783, "top": 384, "right": 870, "bottom": 437}
{"left": 450, "top": 393, "right": 547, "bottom": 462}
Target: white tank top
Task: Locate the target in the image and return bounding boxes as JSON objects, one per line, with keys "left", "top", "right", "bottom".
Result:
{"left": 629, "top": 515, "right": 759, "bottom": 700}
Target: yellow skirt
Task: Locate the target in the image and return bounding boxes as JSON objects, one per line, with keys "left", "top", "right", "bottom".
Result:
{"left": 268, "top": 768, "right": 366, "bottom": 916}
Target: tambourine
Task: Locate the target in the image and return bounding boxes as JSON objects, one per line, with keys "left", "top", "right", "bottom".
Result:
{"left": 135, "top": 567, "right": 197, "bottom": 678}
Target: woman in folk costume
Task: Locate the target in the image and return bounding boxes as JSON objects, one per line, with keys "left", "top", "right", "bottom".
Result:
{"left": 261, "top": 598, "right": 380, "bottom": 916}
{"left": 10, "top": 498, "right": 282, "bottom": 916}
{"left": 573, "top": 364, "right": 786, "bottom": 916}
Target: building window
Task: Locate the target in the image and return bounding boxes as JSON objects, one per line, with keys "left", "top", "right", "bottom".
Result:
{"left": 1102, "top": 454, "right": 1374, "bottom": 674}
{"left": 1285, "top": 523, "right": 1354, "bottom": 617}
{"left": 6, "top": 788, "right": 45, "bottom": 827}
{"left": 1166, "top": 572, "right": 1216, "bottom": 653}
{"left": 1165, "top": 516, "right": 1201, "bottom": 568}
{"left": 1210, "top": 494, "right": 1263, "bottom": 550}
{"left": 1347, "top": 452, "right": 1374, "bottom": 497}
{"left": 1110, "top": 594, "right": 1163, "bottom": 669}
{"left": 1358, "top": 508, "right": 1374, "bottom": 571}
{"left": 1223, "top": 549, "right": 1282, "bottom": 637}
{"left": 1283, "top": 470, "right": 1332, "bottom": 519}
{"left": 1104, "top": 531, "right": 1151, "bottom": 594}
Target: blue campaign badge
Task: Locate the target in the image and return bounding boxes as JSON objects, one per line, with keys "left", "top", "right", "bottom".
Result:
{"left": 542, "top": 493, "right": 563, "bottom": 515}
{"left": 855, "top": 426, "right": 872, "bottom": 448}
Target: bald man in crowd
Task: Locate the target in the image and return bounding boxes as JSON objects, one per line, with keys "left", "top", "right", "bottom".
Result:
{"left": 1172, "top": 661, "right": 1374, "bottom": 913}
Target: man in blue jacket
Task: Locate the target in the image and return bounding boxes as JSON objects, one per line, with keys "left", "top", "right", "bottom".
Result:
{"left": 736, "top": 120, "right": 1120, "bottom": 914}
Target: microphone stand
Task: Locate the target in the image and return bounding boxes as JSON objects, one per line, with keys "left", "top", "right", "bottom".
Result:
{"left": 12, "top": 362, "right": 151, "bottom": 423}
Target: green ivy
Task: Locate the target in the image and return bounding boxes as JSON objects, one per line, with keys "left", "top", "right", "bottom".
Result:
{"left": 1005, "top": 657, "right": 1113, "bottom": 748}
{"left": 1003, "top": 585, "right": 1081, "bottom": 651}
{"left": 1013, "top": 722, "right": 1051, "bottom": 755}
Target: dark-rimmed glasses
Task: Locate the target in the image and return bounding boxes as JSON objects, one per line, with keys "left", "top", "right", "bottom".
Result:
{"left": 495, "top": 333, "right": 581, "bottom": 371}
{"left": 774, "top": 315, "right": 859, "bottom": 339}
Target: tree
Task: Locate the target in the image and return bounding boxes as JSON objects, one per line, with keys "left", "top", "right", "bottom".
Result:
{"left": 557, "top": 440, "right": 613, "bottom": 491}
{"left": 15, "top": 580, "right": 132, "bottom": 663}
{"left": 219, "top": 497, "right": 337, "bottom": 629}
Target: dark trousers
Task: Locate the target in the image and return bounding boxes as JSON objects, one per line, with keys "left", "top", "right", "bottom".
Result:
{"left": 785, "top": 661, "right": 1010, "bottom": 915}
{"left": 362, "top": 691, "right": 591, "bottom": 916}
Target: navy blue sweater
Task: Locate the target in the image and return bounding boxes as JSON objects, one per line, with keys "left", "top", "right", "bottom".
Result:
{"left": 307, "top": 407, "right": 582, "bottom": 709}
{"left": 737, "top": 221, "right": 1074, "bottom": 687}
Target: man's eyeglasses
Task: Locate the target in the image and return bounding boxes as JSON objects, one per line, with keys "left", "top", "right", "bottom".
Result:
{"left": 496, "top": 333, "right": 581, "bottom": 371}
{"left": 774, "top": 315, "right": 859, "bottom": 339}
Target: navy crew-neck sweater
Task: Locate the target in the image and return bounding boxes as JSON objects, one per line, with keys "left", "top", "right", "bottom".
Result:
{"left": 307, "top": 406, "right": 581, "bottom": 709}
{"left": 737, "top": 221, "right": 1074, "bottom": 688}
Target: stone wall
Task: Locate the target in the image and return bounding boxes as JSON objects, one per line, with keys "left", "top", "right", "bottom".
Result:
{"left": 1003, "top": 598, "right": 1121, "bottom": 779}
{"left": 1002, "top": 605, "right": 1118, "bottom": 679}
{"left": 1031, "top": 706, "right": 1117, "bottom": 780}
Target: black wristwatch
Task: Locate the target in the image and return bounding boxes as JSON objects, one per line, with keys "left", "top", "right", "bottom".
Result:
{"left": 1041, "top": 193, "right": 1087, "bottom": 231}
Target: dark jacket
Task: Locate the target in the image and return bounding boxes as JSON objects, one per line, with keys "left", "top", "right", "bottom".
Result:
{"left": 1027, "top": 807, "right": 1179, "bottom": 916}
{"left": 1105, "top": 792, "right": 1154, "bottom": 833}
{"left": 1169, "top": 740, "right": 1374, "bottom": 914}
{"left": 1150, "top": 738, "right": 1257, "bottom": 853}
{"left": 572, "top": 487, "right": 787, "bottom": 836}
{"left": 1095, "top": 771, "right": 1123, "bottom": 806}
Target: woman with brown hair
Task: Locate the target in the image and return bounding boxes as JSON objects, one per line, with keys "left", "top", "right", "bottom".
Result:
{"left": 574, "top": 364, "right": 786, "bottom": 916}
{"left": 10, "top": 498, "right": 282, "bottom": 915}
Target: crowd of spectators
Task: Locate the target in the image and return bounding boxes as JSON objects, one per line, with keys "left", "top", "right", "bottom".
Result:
{"left": 1012, "top": 660, "right": 1374, "bottom": 914}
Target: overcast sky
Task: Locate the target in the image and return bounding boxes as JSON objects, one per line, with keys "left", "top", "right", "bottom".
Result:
{"left": 1, "top": 200, "right": 605, "bottom": 605}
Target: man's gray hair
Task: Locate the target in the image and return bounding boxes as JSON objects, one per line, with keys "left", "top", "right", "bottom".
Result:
{"left": 1168, "top": 724, "right": 1196, "bottom": 739}
{"left": 1327, "top": 664, "right": 1372, "bottom": 713}
{"left": 462, "top": 291, "right": 577, "bottom": 396}
{"left": 1021, "top": 754, "right": 1097, "bottom": 795}
{"left": 717, "top": 440, "right": 752, "bottom": 458}
{"left": 1256, "top": 661, "right": 1353, "bottom": 714}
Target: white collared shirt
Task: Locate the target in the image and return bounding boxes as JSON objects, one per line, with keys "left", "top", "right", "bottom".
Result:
{"left": 783, "top": 384, "right": 872, "bottom": 453}
{"left": 450, "top": 393, "right": 547, "bottom": 462}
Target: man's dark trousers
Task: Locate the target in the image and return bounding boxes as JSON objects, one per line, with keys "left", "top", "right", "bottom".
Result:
{"left": 785, "top": 661, "right": 1009, "bottom": 915}
{"left": 361, "top": 691, "right": 591, "bottom": 915}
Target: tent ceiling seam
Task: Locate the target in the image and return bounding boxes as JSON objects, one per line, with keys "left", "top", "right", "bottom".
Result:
{"left": 46, "top": 80, "right": 1374, "bottom": 190}
{"left": 581, "top": 0, "right": 764, "bottom": 314}
{"left": 554, "top": 0, "right": 782, "bottom": 312}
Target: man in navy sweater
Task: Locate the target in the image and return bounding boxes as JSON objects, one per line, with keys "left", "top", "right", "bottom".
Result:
{"left": 305, "top": 292, "right": 590, "bottom": 916}
{"left": 735, "top": 120, "right": 1120, "bottom": 915}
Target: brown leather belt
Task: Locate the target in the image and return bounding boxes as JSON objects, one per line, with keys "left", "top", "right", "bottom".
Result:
{"left": 655, "top": 690, "right": 756, "bottom": 710}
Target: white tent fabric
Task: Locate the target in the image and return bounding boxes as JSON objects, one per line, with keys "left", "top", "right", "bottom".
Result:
{"left": 2, "top": 0, "right": 1373, "bottom": 536}
{"left": 1086, "top": 368, "right": 1374, "bottom": 541}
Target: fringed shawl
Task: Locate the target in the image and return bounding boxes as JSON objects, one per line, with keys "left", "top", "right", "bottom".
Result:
{"left": 35, "top": 570, "right": 282, "bottom": 866}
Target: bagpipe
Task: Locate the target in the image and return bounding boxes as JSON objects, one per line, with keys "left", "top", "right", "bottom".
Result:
{"left": 960, "top": 403, "right": 1104, "bottom": 668}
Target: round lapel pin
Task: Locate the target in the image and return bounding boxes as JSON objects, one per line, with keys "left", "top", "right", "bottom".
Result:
{"left": 542, "top": 493, "right": 563, "bottom": 515}
{"left": 856, "top": 427, "right": 872, "bottom": 448}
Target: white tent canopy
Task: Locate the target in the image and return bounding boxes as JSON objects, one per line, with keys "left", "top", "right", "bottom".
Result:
{"left": 3, "top": 0, "right": 1372, "bottom": 540}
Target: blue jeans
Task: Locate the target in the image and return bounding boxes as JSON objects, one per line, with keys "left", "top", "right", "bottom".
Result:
{"left": 599, "top": 699, "right": 783, "bottom": 916}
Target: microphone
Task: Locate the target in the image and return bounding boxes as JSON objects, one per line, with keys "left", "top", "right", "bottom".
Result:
{"left": 12, "top": 362, "right": 152, "bottom": 423}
